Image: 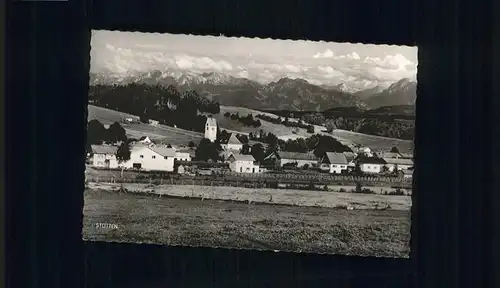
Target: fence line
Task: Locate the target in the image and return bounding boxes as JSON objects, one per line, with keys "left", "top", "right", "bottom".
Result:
{"left": 86, "top": 174, "right": 412, "bottom": 190}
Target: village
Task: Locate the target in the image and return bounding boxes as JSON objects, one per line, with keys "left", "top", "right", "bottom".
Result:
{"left": 87, "top": 116, "right": 414, "bottom": 189}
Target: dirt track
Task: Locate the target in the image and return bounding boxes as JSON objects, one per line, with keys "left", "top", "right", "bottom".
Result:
{"left": 83, "top": 188, "right": 411, "bottom": 258}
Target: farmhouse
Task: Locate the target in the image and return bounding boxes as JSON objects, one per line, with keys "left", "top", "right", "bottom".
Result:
{"left": 357, "top": 156, "right": 387, "bottom": 174}
{"left": 148, "top": 119, "right": 159, "bottom": 126}
{"left": 321, "top": 152, "right": 348, "bottom": 174}
{"left": 119, "top": 144, "right": 176, "bottom": 172}
{"left": 382, "top": 157, "right": 414, "bottom": 172}
{"left": 220, "top": 133, "right": 243, "bottom": 151}
{"left": 265, "top": 151, "right": 318, "bottom": 168}
{"left": 90, "top": 145, "right": 119, "bottom": 169}
{"left": 205, "top": 117, "right": 217, "bottom": 142}
{"left": 227, "top": 154, "right": 259, "bottom": 173}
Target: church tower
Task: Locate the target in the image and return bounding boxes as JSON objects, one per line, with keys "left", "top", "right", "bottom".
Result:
{"left": 204, "top": 116, "right": 217, "bottom": 142}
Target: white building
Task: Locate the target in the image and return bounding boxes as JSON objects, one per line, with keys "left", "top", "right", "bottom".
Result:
{"left": 220, "top": 133, "right": 243, "bottom": 151}
{"left": 148, "top": 119, "right": 159, "bottom": 126}
{"left": 357, "top": 147, "right": 373, "bottom": 157}
{"left": 205, "top": 117, "right": 217, "bottom": 142}
{"left": 119, "top": 144, "right": 176, "bottom": 172}
{"left": 321, "top": 152, "right": 348, "bottom": 174}
{"left": 383, "top": 158, "right": 414, "bottom": 172}
{"left": 357, "top": 157, "right": 387, "bottom": 174}
{"left": 90, "top": 145, "right": 119, "bottom": 169}
{"left": 227, "top": 154, "right": 259, "bottom": 173}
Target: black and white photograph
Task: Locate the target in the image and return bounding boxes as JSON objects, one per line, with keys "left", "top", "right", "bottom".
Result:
{"left": 84, "top": 30, "right": 416, "bottom": 258}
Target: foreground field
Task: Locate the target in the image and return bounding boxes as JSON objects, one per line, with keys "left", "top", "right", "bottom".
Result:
{"left": 87, "top": 182, "right": 412, "bottom": 210}
{"left": 83, "top": 188, "right": 411, "bottom": 258}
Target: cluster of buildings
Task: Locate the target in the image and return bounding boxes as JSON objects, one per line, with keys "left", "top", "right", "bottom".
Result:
{"left": 89, "top": 136, "right": 194, "bottom": 172}
{"left": 89, "top": 117, "right": 414, "bottom": 178}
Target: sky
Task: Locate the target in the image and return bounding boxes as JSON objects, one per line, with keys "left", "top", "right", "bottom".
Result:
{"left": 91, "top": 30, "right": 418, "bottom": 89}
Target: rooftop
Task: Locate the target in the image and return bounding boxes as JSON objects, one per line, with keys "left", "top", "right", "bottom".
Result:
{"left": 91, "top": 145, "right": 118, "bottom": 155}
{"left": 220, "top": 133, "right": 242, "bottom": 145}
{"left": 229, "top": 154, "right": 255, "bottom": 162}
{"left": 276, "top": 151, "right": 318, "bottom": 161}
{"left": 324, "top": 152, "right": 348, "bottom": 164}
{"left": 357, "top": 156, "right": 387, "bottom": 165}
{"left": 382, "top": 158, "right": 414, "bottom": 166}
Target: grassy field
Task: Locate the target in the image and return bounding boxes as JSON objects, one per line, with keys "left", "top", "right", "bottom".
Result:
{"left": 83, "top": 188, "right": 411, "bottom": 258}
{"left": 329, "top": 129, "right": 413, "bottom": 153}
{"left": 87, "top": 182, "right": 412, "bottom": 211}
{"left": 88, "top": 105, "right": 205, "bottom": 146}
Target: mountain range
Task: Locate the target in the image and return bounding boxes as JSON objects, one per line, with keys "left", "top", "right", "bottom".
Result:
{"left": 89, "top": 70, "right": 417, "bottom": 111}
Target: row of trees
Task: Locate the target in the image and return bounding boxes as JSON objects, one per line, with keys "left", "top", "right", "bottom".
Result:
{"left": 247, "top": 130, "right": 352, "bottom": 157}
{"left": 300, "top": 113, "right": 415, "bottom": 140}
{"left": 223, "top": 112, "right": 262, "bottom": 128}
{"left": 256, "top": 114, "right": 314, "bottom": 132}
{"left": 88, "top": 83, "right": 220, "bottom": 133}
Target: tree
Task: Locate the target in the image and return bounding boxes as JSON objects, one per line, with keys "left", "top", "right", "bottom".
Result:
{"left": 325, "top": 122, "right": 336, "bottom": 133}
{"left": 354, "top": 162, "right": 362, "bottom": 175}
{"left": 251, "top": 144, "right": 265, "bottom": 163}
{"left": 87, "top": 120, "right": 108, "bottom": 145}
{"left": 390, "top": 146, "right": 400, "bottom": 153}
{"left": 195, "top": 138, "right": 220, "bottom": 162}
{"left": 107, "top": 122, "right": 127, "bottom": 143}
{"left": 241, "top": 144, "right": 251, "bottom": 155}
{"left": 116, "top": 142, "right": 131, "bottom": 163}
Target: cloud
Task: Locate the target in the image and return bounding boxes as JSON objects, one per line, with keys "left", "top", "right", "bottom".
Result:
{"left": 313, "top": 49, "right": 334, "bottom": 59}
{"left": 95, "top": 40, "right": 417, "bottom": 90}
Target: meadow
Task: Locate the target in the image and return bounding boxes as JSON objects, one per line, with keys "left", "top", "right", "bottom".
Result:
{"left": 83, "top": 188, "right": 411, "bottom": 258}
{"left": 87, "top": 182, "right": 412, "bottom": 211}
{"left": 329, "top": 129, "right": 413, "bottom": 153}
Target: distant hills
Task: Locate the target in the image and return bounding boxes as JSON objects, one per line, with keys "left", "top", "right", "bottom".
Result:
{"left": 90, "top": 70, "right": 417, "bottom": 111}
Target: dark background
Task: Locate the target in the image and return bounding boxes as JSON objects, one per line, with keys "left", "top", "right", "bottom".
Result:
{"left": 5, "top": 0, "right": 498, "bottom": 287}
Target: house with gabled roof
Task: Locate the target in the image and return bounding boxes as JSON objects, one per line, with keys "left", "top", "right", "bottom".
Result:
{"left": 226, "top": 154, "right": 259, "bottom": 173}
{"left": 264, "top": 151, "right": 318, "bottom": 168}
{"left": 356, "top": 155, "right": 387, "bottom": 174}
{"left": 321, "top": 152, "right": 348, "bottom": 174}
{"left": 220, "top": 133, "right": 243, "bottom": 151}
{"left": 119, "top": 144, "right": 176, "bottom": 172}
{"left": 90, "top": 144, "right": 119, "bottom": 169}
